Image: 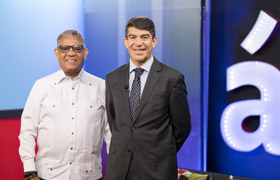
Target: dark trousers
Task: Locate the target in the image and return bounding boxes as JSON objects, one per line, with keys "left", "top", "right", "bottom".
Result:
{"left": 39, "top": 178, "right": 102, "bottom": 180}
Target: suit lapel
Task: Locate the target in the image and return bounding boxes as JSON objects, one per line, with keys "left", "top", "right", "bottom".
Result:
{"left": 132, "top": 59, "right": 162, "bottom": 124}
{"left": 120, "top": 63, "right": 131, "bottom": 120}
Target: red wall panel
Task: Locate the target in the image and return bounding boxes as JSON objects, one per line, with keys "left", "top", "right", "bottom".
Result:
{"left": 0, "top": 118, "right": 24, "bottom": 179}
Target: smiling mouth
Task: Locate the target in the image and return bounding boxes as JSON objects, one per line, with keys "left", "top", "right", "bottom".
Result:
{"left": 66, "top": 59, "right": 77, "bottom": 62}
{"left": 133, "top": 49, "right": 146, "bottom": 54}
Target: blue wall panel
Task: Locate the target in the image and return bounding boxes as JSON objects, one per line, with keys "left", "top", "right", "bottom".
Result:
{"left": 0, "top": 0, "right": 84, "bottom": 111}
{"left": 85, "top": 0, "right": 202, "bottom": 171}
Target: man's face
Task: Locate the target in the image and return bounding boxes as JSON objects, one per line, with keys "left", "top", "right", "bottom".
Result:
{"left": 54, "top": 35, "right": 88, "bottom": 79}
{"left": 124, "top": 27, "right": 157, "bottom": 67}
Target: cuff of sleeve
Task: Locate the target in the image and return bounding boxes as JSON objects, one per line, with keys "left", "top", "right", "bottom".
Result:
{"left": 23, "top": 158, "right": 36, "bottom": 172}
{"left": 106, "top": 143, "right": 110, "bottom": 154}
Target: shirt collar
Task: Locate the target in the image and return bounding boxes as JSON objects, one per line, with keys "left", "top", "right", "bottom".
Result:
{"left": 77, "top": 69, "right": 88, "bottom": 83}
{"left": 129, "top": 56, "right": 154, "bottom": 73}
{"left": 55, "top": 69, "right": 87, "bottom": 84}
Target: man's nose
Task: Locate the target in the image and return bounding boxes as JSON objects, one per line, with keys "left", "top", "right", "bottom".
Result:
{"left": 67, "top": 47, "right": 76, "bottom": 55}
{"left": 135, "top": 37, "right": 143, "bottom": 46}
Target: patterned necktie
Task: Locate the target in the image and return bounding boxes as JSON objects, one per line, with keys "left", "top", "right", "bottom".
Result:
{"left": 129, "top": 68, "right": 145, "bottom": 120}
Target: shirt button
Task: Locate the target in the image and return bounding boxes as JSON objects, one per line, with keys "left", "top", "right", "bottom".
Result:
{"left": 69, "top": 162, "right": 72, "bottom": 165}
{"left": 72, "top": 102, "right": 74, "bottom": 105}
{"left": 127, "top": 148, "right": 131, "bottom": 152}
{"left": 70, "top": 147, "right": 73, "bottom": 150}
{"left": 72, "top": 87, "right": 74, "bottom": 90}
{"left": 86, "top": 170, "right": 88, "bottom": 173}
{"left": 90, "top": 105, "right": 93, "bottom": 108}
{"left": 71, "top": 132, "right": 74, "bottom": 135}
{"left": 72, "top": 117, "right": 74, "bottom": 120}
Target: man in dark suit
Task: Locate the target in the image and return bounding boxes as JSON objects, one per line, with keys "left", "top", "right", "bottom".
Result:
{"left": 105, "top": 16, "right": 191, "bottom": 180}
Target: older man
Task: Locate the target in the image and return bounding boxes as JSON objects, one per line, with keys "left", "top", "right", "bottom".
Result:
{"left": 19, "top": 30, "right": 111, "bottom": 180}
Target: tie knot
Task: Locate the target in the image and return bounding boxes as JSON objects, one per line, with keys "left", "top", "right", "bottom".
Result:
{"left": 134, "top": 68, "right": 144, "bottom": 78}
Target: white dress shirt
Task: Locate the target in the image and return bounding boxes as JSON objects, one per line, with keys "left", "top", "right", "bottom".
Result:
{"left": 19, "top": 69, "right": 111, "bottom": 180}
{"left": 129, "top": 56, "right": 154, "bottom": 97}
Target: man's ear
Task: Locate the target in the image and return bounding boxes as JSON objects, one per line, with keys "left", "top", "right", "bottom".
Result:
{"left": 152, "top": 37, "right": 158, "bottom": 48}
{"left": 54, "top": 48, "right": 59, "bottom": 60}
{"left": 83, "top": 48, "right": 89, "bottom": 60}
{"left": 124, "top": 37, "right": 128, "bottom": 49}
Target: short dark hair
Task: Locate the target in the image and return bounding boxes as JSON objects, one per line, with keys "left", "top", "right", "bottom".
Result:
{"left": 57, "top": 30, "right": 85, "bottom": 47}
{"left": 125, "top": 17, "right": 156, "bottom": 39}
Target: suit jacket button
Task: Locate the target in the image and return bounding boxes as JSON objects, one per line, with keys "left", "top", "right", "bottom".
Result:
{"left": 127, "top": 148, "right": 131, "bottom": 152}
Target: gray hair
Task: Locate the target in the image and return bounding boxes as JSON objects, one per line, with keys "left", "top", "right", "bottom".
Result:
{"left": 57, "top": 30, "right": 85, "bottom": 47}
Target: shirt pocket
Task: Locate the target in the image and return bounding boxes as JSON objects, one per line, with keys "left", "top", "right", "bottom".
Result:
{"left": 77, "top": 100, "right": 105, "bottom": 150}
{"left": 38, "top": 99, "right": 63, "bottom": 148}
{"left": 79, "top": 148, "right": 101, "bottom": 174}
{"left": 40, "top": 98, "right": 62, "bottom": 122}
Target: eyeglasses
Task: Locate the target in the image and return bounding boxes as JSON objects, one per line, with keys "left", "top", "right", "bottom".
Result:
{"left": 58, "top": 45, "right": 85, "bottom": 53}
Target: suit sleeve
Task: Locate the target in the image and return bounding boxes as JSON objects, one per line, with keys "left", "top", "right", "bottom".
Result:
{"left": 105, "top": 75, "right": 115, "bottom": 133}
{"left": 169, "top": 74, "right": 191, "bottom": 152}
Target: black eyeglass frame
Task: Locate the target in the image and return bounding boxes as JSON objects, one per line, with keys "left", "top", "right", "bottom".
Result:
{"left": 57, "top": 45, "right": 85, "bottom": 53}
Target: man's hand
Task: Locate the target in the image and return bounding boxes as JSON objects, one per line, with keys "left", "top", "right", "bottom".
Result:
{"left": 23, "top": 171, "right": 39, "bottom": 180}
{"left": 29, "top": 177, "right": 40, "bottom": 180}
